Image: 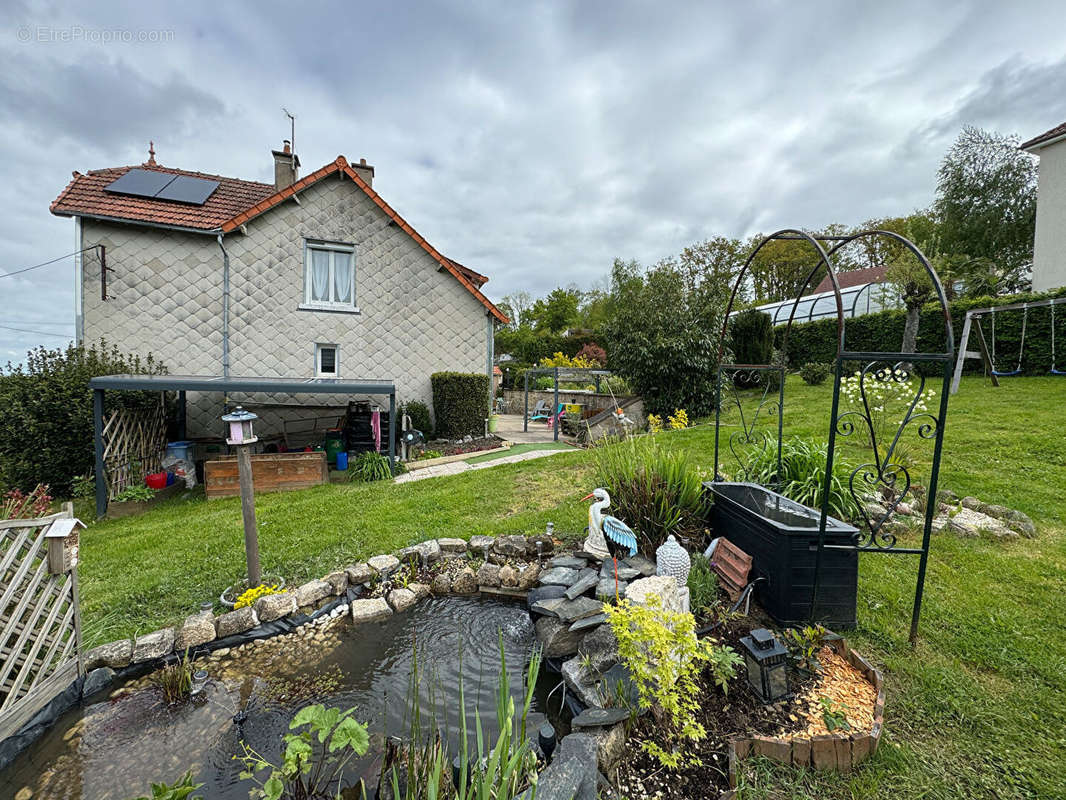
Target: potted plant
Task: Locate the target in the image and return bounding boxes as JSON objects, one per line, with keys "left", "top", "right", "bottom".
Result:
{"left": 488, "top": 414, "right": 500, "bottom": 434}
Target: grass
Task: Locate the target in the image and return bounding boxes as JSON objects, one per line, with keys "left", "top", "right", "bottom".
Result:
{"left": 76, "top": 375, "right": 1066, "bottom": 799}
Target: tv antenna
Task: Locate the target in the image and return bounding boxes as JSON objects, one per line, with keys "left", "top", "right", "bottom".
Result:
{"left": 282, "top": 107, "right": 296, "bottom": 154}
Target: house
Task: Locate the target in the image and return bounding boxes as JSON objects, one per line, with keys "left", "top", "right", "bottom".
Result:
{"left": 51, "top": 141, "right": 507, "bottom": 440}
{"left": 1022, "top": 121, "right": 1066, "bottom": 292}
{"left": 745, "top": 264, "right": 898, "bottom": 325}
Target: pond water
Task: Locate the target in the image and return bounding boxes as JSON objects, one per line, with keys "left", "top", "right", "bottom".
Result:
{"left": 1, "top": 597, "right": 554, "bottom": 800}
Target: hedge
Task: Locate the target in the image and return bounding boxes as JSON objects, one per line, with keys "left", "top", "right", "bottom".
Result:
{"left": 777, "top": 287, "right": 1066, "bottom": 376}
{"left": 493, "top": 329, "right": 600, "bottom": 365}
{"left": 430, "top": 372, "right": 490, "bottom": 438}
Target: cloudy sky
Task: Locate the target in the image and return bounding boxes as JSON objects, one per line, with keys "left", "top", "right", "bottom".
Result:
{"left": 2, "top": 0, "right": 1065, "bottom": 361}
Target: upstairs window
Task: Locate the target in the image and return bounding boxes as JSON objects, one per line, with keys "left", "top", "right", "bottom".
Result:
{"left": 316, "top": 343, "right": 339, "bottom": 377}
{"left": 302, "top": 241, "right": 356, "bottom": 311}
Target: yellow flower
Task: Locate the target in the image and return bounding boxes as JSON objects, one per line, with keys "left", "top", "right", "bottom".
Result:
{"left": 647, "top": 414, "right": 663, "bottom": 434}
{"left": 667, "top": 409, "right": 689, "bottom": 430}
{"left": 233, "top": 583, "right": 279, "bottom": 610}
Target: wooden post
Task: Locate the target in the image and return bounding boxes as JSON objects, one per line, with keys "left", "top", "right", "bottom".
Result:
{"left": 235, "top": 445, "right": 261, "bottom": 587}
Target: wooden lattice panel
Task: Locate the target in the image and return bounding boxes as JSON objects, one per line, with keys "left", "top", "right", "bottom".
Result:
{"left": 101, "top": 397, "right": 167, "bottom": 499}
{"left": 0, "top": 511, "right": 81, "bottom": 740}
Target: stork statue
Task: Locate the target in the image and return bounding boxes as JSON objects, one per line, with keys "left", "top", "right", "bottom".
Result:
{"left": 582, "top": 488, "right": 637, "bottom": 600}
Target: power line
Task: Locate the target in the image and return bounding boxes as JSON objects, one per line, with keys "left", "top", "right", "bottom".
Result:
{"left": 0, "top": 320, "right": 75, "bottom": 325}
{"left": 0, "top": 246, "right": 99, "bottom": 279}
{"left": 0, "top": 324, "right": 75, "bottom": 338}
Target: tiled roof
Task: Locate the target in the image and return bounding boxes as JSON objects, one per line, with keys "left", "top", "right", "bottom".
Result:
{"left": 51, "top": 154, "right": 508, "bottom": 323}
{"left": 813, "top": 265, "right": 887, "bottom": 295}
{"left": 50, "top": 163, "right": 275, "bottom": 231}
{"left": 1021, "top": 120, "right": 1066, "bottom": 151}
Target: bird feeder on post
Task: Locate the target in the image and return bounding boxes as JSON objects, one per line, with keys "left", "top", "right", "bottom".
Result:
{"left": 222, "top": 406, "right": 261, "bottom": 588}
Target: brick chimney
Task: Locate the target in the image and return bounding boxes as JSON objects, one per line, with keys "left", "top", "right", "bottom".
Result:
{"left": 272, "top": 140, "right": 300, "bottom": 191}
{"left": 352, "top": 157, "right": 374, "bottom": 188}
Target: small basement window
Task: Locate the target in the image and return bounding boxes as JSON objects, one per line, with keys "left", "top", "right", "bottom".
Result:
{"left": 301, "top": 241, "right": 357, "bottom": 311}
{"left": 315, "top": 344, "right": 339, "bottom": 377}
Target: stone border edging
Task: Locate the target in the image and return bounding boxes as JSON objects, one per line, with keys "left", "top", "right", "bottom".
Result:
{"left": 403, "top": 442, "right": 512, "bottom": 471}
{"left": 727, "top": 638, "right": 885, "bottom": 786}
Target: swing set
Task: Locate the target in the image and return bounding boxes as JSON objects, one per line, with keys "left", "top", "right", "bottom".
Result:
{"left": 950, "top": 296, "right": 1066, "bottom": 393}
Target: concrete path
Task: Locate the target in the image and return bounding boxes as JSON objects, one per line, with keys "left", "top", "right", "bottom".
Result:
{"left": 394, "top": 446, "right": 575, "bottom": 483}
{"left": 495, "top": 414, "right": 578, "bottom": 445}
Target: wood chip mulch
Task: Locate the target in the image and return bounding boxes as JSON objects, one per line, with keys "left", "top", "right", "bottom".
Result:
{"left": 781, "top": 644, "right": 877, "bottom": 739}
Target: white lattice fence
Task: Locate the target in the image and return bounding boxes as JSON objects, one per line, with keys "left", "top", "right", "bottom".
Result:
{"left": 0, "top": 506, "right": 82, "bottom": 741}
{"left": 102, "top": 397, "right": 167, "bottom": 499}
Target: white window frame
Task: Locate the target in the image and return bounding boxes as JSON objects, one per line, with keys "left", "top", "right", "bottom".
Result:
{"left": 315, "top": 343, "right": 340, "bottom": 378}
{"left": 299, "top": 240, "right": 358, "bottom": 312}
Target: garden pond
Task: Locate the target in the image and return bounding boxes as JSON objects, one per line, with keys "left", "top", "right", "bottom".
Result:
{"left": 1, "top": 597, "right": 555, "bottom": 800}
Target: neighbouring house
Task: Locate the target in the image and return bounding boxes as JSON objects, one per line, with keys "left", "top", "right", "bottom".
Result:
{"left": 1022, "top": 121, "right": 1066, "bottom": 292}
{"left": 51, "top": 141, "right": 507, "bottom": 441}
{"left": 744, "top": 264, "right": 899, "bottom": 325}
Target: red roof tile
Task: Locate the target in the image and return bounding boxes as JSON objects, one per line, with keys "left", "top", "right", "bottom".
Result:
{"left": 1021, "top": 120, "right": 1066, "bottom": 151}
{"left": 812, "top": 265, "right": 887, "bottom": 295}
{"left": 50, "top": 163, "right": 275, "bottom": 231}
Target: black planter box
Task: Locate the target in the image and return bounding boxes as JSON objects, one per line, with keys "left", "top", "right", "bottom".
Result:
{"left": 706, "top": 481, "right": 859, "bottom": 628}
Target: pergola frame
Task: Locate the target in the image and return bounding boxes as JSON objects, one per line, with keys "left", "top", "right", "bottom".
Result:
{"left": 522, "top": 367, "right": 612, "bottom": 442}
{"left": 87, "top": 373, "right": 396, "bottom": 517}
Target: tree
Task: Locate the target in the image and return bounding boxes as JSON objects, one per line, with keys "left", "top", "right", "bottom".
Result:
{"left": 679, "top": 236, "right": 747, "bottom": 299}
{"left": 746, "top": 235, "right": 825, "bottom": 303}
{"left": 603, "top": 258, "right": 729, "bottom": 416}
{"left": 499, "top": 290, "right": 532, "bottom": 330}
{"left": 528, "top": 287, "right": 581, "bottom": 333}
{"left": 934, "top": 127, "right": 1037, "bottom": 293}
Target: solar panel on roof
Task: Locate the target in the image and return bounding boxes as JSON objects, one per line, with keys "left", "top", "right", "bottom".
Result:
{"left": 155, "top": 175, "right": 220, "bottom": 205}
{"left": 104, "top": 169, "right": 176, "bottom": 198}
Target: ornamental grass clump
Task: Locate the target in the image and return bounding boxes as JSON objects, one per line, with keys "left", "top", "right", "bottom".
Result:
{"left": 744, "top": 437, "right": 861, "bottom": 522}
{"left": 605, "top": 596, "right": 741, "bottom": 768}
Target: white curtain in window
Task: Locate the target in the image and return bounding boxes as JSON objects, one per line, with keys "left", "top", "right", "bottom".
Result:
{"left": 333, "top": 252, "right": 353, "bottom": 304}
{"left": 310, "top": 249, "right": 330, "bottom": 302}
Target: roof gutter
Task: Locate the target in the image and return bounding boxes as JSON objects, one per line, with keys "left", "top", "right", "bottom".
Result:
{"left": 54, "top": 211, "right": 222, "bottom": 237}
{"left": 217, "top": 234, "right": 230, "bottom": 379}
{"left": 1022, "top": 131, "right": 1066, "bottom": 153}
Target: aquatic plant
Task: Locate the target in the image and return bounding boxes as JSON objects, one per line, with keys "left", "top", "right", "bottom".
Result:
{"left": 153, "top": 649, "right": 193, "bottom": 704}
{"left": 129, "top": 770, "right": 204, "bottom": 799}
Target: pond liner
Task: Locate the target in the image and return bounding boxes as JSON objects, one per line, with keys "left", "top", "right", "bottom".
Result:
{"left": 0, "top": 586, "right": 363, "bottom": 772}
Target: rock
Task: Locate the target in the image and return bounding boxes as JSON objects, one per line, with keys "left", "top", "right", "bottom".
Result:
{"left": 368, "top": 554, "right": 401, "bottom": 575}
{"left": 499, "top": 565, "right": 518, "bottom": 587}
{"left": 325, "top": 571, "right": 349, "bottom": 595}
{"left": 255, "top": 592, "right": 298, "bottom": 622}
{"left": 82, "top": 666, "right": 115, "bottom": 698}
{"left": 578, "top": 625, "right": 619, "bottom": 673}
{"left": 387, "top": 588, "right": 418, "bottom": 612}
{"left": 213, "top": 647, "right": 231, "bottom": 657}
{"left": 960, "top": 496, "right": 983, "bottom": 511}
{"left": 15, "top": 787, "right": 33, "bottom": 800}
{"left": 215, "top": 606, "right": 259, "bottom": 638}
{"left": 526, "top": 533, "right": 555, "bottom": 555}
{"left": 175, "top": 611, "right": 216, "bottom": 651}
{"left": 350, "top": 597, "right": 393, "bottom": 624}
{"left": 515, "top": 732, "right": 598, "bottom": 800}
{"left": 493, "top": 534, "right": 528, "bottom": 557}
{"left": 84, "top": 639, "right": 132, "bottom": 670}
{"left": 571, "top": 707, "right": 629, "bottom": 729}
{"left": 346, "top": 562, "right": 375, "bottom": 584}
{"left": 595, "top": 578, "right": 627, "bottom": 600}
{"left": 527, "top": 584, "right": 568, "bottom": 609}
{"left": 408, "top": 582, "right": 431, "bottom": 600}
{"left": 535, "top": 616, "right": 586, "bottom": 657}
{"left": 469, "top": 535, "right": 495, "bottom": 554}
{"left": 599, "top": 561, "right": 641, "bottom": 581}
{"left": 938, "top": 508, "right": 1018, "bottom": 539}
{"left": 295, "top": 580, "right": 332, "bottom": 608}
{"left": 430, "top": 573, "right": 453, "bottom": 594}
{"left": 622, "top": 554, "right": 657, "bottom": 577}
{"left": 574, "top": 550, "right": 606, "bottom": 564}
{"left": 476, "top": 562, "right": 501, "bottom": 587}
{"left": 550, "top": 555, "right": 587, "bottom": 570}
{"left": 569, "top": 614, "right": 606, "bottom": 632}
{"left": 561, "top": 657, "right": 605, "bottom": 708}
{"left": 962, "top": 498, "right": 1037, "bottom": 537}
{"left": 452, "top": 567, "right": 478, "bottom": 594}
{"left": 533, "top": 596, "right": 603, "bottom": 624}
{"left": 132, "top": 628, "right": 174, "bottom": 663}
{"left": 539, "top": 567, "right": 580, "bottom": 586}
{"left": 517, "top": 563, "right": 540, "bottom": 590}
{"left": 625, "top": 575, "right": 682, "bottom": 614}
{"left": 397, "top": 540, "right": 442, "bottom": 565}
{"left": 588, "top": 722, "right": 627, "bottom": 774}
{"left": 564, "top": 568, "right": 599, "bottom": 599}
{"left": 598, "top": 663, "right": 641, "bottom": 709}
{"left": 436, "top": 537, "right": 467, "bottom": 555}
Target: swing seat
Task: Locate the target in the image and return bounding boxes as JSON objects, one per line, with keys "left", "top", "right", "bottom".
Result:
{"left": 991, "top": 369, "right": 1022, "bottom": 377}
{"left": 1051, "top": 368, "right": 1066, "bottom": 376}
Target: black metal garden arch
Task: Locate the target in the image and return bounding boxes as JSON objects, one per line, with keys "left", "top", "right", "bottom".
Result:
{"left": 712, "top": 229, "right": 954, "bottom": 643}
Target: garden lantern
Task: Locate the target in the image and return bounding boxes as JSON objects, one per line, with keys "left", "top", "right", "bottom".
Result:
{"left": 222, "top": 406, "right": 258, "bottom": 445}
{"left": 739, "top": 628, "right": 789, "bottom": 703}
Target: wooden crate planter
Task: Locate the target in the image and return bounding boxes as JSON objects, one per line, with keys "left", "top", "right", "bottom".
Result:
{"left": 204, "top": 452, "right": 328, "bottom": 499}
{"left": 728, "top": 638, "right": 885, "bottom": 786}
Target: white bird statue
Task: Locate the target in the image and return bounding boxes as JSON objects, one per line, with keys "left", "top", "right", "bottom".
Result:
{"left": 582, "top": 488, "right": 638, "bottom": 599}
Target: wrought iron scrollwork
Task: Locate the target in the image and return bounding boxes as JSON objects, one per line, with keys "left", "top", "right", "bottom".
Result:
{"left": 715, "top": 365, "right": 783, "bottom": 483}
{"left": 835, "top": 361, "right": 942, "bottom": 550}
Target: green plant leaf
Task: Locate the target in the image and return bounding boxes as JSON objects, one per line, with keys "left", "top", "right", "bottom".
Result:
{"left": 329, "top": 716, "right": 369, "bottom": 755}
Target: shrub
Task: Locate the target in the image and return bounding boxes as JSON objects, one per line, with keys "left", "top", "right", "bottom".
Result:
{"left": 730, "top": 308, "right": 774, "bottom": 365}
{"left": 667, "top": 408, "right": 689, "bottom": 430}
{"left": 799, "top": 362, "right": 831, "bottom": 385}
{"left": 599, "top": 374, "right": 632, "bottom": 396}
{"left": 592, "top": 435, "right": 707, "bottom": 552}
{"left": 605, "top": 596, "right": 741, "bottom": 768}
{"left": 744, "top": 437, "right": 861, "bottom": 521}
{"left": 0, "top": 340, "right": 167, "bottom": 495}
{"left": 576, "top": 342, "right": 607, "bottom": 366}
{"left": 430, "top": 372, "right": 489, "bottom": 438}
{"left": 348, "top": 452, "right": 394, "bottom": 482}
{"left": 399, "top": 400, "right": 433, "bottom": 439}
{"left": 2, "top": 483, "right": 52, "bottom": 519}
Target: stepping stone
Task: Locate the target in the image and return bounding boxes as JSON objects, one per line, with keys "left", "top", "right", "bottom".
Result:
{"left": 564, "top": 568, "right": 599, "bottom": 600}
{"left": 539, "top": 567, "right": 580, "bottom": 586}
{"left": 623, "top": 554, "right": 657, "bottom": 577}
{"left": 568, "top": 613, "right": 606, "bottom": 633}
{"left": 571, "top": 707, "right": 629, "bottom": 728}
{"left": 527, "top": 584, "right": 567, "bottom": 610}
{"left": 600, "top": 561, "right": 641, "bottom": 581}
{"left": 532, "top": 596, "right": 603, "bottom": 624}
{"left": 549, "top": 555, "right": 587, "bottom": 570}
{"left": 595, "top": 578, "right": 627, "bottom": 600}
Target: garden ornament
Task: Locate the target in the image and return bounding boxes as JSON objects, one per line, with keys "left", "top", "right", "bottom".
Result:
{"left": 656, "top": 534, "right": 691, "bottom": 588}
{"left": 582, "top": 488, "right": 638, "bottom": 600}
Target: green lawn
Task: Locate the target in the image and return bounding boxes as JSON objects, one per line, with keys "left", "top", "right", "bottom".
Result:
{"left": 77, "top": 375, "right": 1066, "bottom": 799}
